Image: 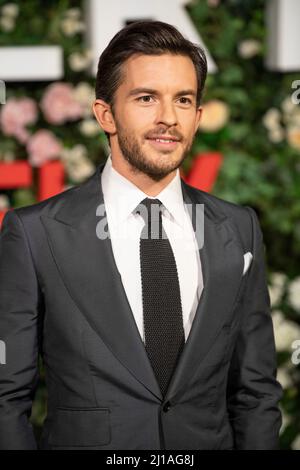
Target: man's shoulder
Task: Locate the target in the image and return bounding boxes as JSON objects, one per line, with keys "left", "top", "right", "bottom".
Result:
{"left": 12, "top": 165, "right": 100, "bottom": 223}
{"left": 183, "top": 180, "right": 254, "bottom": 224}
{"left": 182, "top": 181, "right": 256, "bottom": 251}
{"left": 12, "top": 183, "right": 81, "bottom": 222}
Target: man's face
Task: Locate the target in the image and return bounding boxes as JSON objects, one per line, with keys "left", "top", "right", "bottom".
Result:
{"left": 109, "top": 53, "right": 202, "bottom": 181}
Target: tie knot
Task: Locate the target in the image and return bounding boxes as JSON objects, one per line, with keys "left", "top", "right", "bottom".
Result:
{"left": 134, "top": 198, "right": 164, "bottom": 239}
{"left": 134, "top": 197, "right": 163, "bottom": 224}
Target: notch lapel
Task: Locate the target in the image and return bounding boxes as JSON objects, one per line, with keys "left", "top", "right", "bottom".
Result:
{"left": 41, "top": 161, "right": 163, "bottom": 401}
{"left": 164, "top": 180, "right": 245, "bottom": 401}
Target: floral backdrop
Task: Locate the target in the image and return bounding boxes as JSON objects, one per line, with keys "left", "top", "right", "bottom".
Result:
{"left": 0, "top": 0, "right": 299, "bottom": 449}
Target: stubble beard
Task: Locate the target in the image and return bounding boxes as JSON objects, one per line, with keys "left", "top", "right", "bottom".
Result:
{"left": 115, "top": 120, "right": 194, "bottom": 182}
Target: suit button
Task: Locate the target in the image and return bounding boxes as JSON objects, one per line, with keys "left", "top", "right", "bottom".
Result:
{"left": 163, "top": 401, "right": 171, "bottom": 412}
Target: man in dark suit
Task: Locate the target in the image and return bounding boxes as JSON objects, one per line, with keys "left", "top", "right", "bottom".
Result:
{"left": 0, "top": 20, "right": 282, "bottom": 450}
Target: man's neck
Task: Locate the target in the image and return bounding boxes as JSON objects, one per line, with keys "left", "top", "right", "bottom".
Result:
{"left": 110, "top": 155, "right": 177, "bottom": 197}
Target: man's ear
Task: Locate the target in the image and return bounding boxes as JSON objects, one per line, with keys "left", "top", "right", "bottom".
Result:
{"left": 195, "top": 106, "right": 203, "bottom": 133}
{"left": 92, "top": 99, "right": 116, "bottom": 134}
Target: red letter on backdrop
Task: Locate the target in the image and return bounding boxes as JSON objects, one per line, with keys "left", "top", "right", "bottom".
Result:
{"left": 38, "top": 161, "right": 65, "bottom": 201}
{"left": 0, "top": 154, "right": 223, "bottom": 226}
{"left": 182, "top": 152, "right": 223, "bottom": 193}
{"left": 0, "top": 160, "right": 65, "bottom": 226}
{"left": 0, "top": 161, "right": 32, "bottom": 225}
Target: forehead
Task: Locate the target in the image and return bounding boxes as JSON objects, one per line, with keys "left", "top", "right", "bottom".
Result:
{"left": 119, "top": 53, "right": 198, "bottom": 91}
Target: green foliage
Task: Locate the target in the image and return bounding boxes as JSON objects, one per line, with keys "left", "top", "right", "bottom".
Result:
{"left": 0, "top": 0, "right": 299, "bottom": 448}
{"left": 187, "top": 1, "right": 300, "bottom": 447}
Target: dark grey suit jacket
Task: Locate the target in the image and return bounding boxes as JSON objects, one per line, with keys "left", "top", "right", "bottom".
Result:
{"left": 0, "top": 160, "right": 283, "bottom": 450}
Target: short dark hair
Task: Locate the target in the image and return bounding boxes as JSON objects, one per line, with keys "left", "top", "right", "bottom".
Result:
{"left": 95, "top": 20, "right": 207, "bottom": 144}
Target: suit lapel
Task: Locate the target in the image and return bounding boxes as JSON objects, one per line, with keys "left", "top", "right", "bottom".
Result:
{"left": 164, "top": 180, "right": 245, "bottom": 401}
{"left": 41, "top": 161, "right": 163, "bottom": 401}
{"left": 41, "top": 160, "right": 245, "bottom": 403}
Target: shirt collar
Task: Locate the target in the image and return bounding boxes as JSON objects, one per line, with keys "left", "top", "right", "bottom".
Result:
{"left": 101, "top": 154, "right": 186, "bottom": 228}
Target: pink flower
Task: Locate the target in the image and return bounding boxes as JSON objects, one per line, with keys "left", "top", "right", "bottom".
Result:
{"left": 40, "top": 82, "right": 83, "bottom": 124}
{"left": 27, "top": 129, "right": 62, "bottom": 167}
{"left": 0, "top": 97, "right": 38, "bottom": 143}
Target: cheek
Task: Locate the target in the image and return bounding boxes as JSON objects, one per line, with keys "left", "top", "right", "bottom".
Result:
{"left": 185, "top": 116, "right": 199, "bottom": 137}
{"left": 131, "top": 107, "right": 157, "bottom": 125}
{"left": 177, "top": 110, "right": 197, "bottom": 127}
{"left": 124, "top": 109, "right": 157, "bottom": 138}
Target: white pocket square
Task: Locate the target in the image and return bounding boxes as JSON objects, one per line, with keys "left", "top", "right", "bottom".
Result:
{"left": 243, "top": 251, "right": 253, "bottom": 275}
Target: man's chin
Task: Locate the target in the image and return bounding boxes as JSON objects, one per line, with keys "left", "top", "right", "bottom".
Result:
{"left": 120, "top": 143, "right": 187, "bottom": 180}
{"left": 142, "top": 169, "right": 175, "bottom": 182}
{"left": 138, "top": 159, "right": 183, "bottom": 181}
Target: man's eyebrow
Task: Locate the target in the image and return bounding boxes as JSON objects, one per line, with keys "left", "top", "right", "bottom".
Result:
{"left": 127, "top": 88, "right": 197, "bottom": 98}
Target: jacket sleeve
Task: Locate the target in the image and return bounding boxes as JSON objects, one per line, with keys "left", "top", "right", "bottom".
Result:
{"left": 226, "top": 206, "right": 283, "bottom": 450}
{"left": 0, "top": 209, "right": 42, "bottom": 449}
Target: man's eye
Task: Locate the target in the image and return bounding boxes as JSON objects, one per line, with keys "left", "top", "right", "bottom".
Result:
{"left": 136, "top": 95, "right": 192, "bottom": 104}
{"left": 179, "top": 97, "right": 192, "bottom": 104}
{"left": 137, "top": 95, "right": 154, "bottom": 103}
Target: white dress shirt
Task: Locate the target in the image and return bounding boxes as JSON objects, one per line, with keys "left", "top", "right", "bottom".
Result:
{"left": 101, "top": 155, "right": 203, "bottom": 343}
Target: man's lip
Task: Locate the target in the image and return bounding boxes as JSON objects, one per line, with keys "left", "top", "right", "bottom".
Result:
{"left": 147, "top": 138, "right": 180, "bottom": 150}
{"left": 146, "top": 137, "right": 180, "bottom": 142}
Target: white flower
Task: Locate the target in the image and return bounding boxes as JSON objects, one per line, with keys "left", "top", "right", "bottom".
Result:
{"left": 65, "top": 8, "right": 81, "bottom": 19}
{"left": 283, "top": 106, "right": 300, "bottom": 129}
{"left": 281, "top": 96, "right": 296, "bottom": 115}
{"left": 79, "top": 118, "right": 99, "bottom": 137}
{"left": 61, "top": 144, "right": 87, "bottom": 163}
{"left": 279, "top": 406, "right": 291, "bottom": 434}
{"left": 285, "top": 110, "right": 300, "bottom": 129}
{"left": 60, "top": 17, "right": 85, "bottom": 37}
{"left": 66, "top": 159, "right": 95, "bottom": 183}
{"left": 238, "top": 39, "right": 261, "bottom": 59}
{"left": 61, "top": 145, "right": 95, "bottom": 183}
{"left": 68, "top": 51, "right": 93, "bottom": 72}
{"left": 291, "top": 434, "right": 300, "bottom": 450}
{"left": 272, "top": 310, "right": 285, "bottom": 331}
{"left": 276, "top": 366, "right": 292, "bottom": 389}
{"left": 268, "top": 272, "right": 286, "bottom": 306}
{"left": 1, "top": 3, "right": 19, "bottom": 17}
{"left": 0, "top": 15, "right": 15, "bottom": 32}
{"left": 73, "top": 82, "right": 95, "bottom": 116}
{"left": 272, "top": 310, "right": 300, "bottom": 352}
{"left": 268, "top": 127, "right": 285, "bottom": 143}
{"left": 287, "top": 277, "right": 300, "bottom": 310}
{"left": 73, "top": 82, "right": 95, "bottom": 104}
{"left": 290, "top": 109, "right": 300, "bottom": 127}
{"left": 0, "top": 194, "right": 10, "bottom": 210}
{"left": 199, "top": 100, "right": 230, "bottom": 132}
{"left": 262, "top": 108, "right": 281, "bottom": 131}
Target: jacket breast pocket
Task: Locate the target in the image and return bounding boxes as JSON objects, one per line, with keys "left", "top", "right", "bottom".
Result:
{"left": 48, "top": 407, "right": 111, "bottom": 448}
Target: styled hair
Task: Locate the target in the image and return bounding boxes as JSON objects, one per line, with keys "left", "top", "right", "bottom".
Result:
{"left": 95, "top": 20, "right": 207, "bottom": 143}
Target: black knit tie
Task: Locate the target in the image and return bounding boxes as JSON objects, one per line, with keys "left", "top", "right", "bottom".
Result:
{"left": 135, "top": 197, "right": 185, "bottom": 397}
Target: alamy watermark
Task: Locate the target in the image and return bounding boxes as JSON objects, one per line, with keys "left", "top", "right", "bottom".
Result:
{"left": 291, "top": 79, "right": 300, "bottom": 105}
{"left": 0, "top": 340, "right": 6, "bottom": 364}
{"left": 0, "top": 80, "right": 6, "bottom": 104}
{"left": 291, "top": 339, "right": 300, "bottom": 365}
{"left": 95, "top": 202, "right": 204, "bottom": 250}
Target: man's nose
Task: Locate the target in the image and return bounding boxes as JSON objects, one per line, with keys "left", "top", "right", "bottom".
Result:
{"left": 155, "top": 101, "right": 178, "bottom": 127}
